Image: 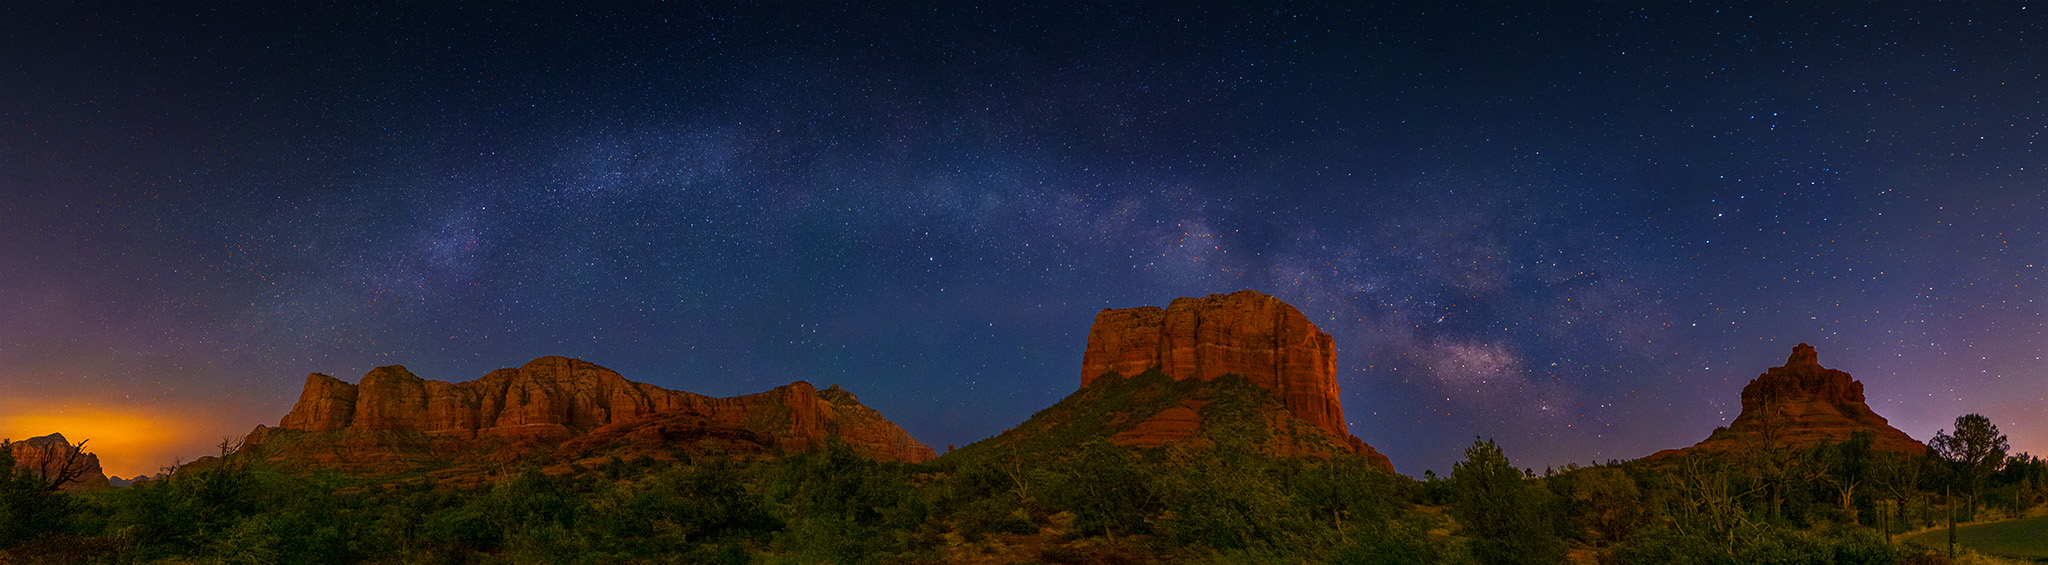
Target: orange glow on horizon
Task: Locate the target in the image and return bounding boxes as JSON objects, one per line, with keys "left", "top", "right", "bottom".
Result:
{"left": 1, "top": 399, "right": 238, "bottom": 479}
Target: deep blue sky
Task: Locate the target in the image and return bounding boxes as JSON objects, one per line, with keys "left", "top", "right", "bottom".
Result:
{"left": 3, "top": 2, "right": 2042, "bottom": 478}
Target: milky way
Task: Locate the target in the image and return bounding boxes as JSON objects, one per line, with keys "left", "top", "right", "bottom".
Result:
{"left": 2, "top": 3, "right": 2043, "bottom": 477}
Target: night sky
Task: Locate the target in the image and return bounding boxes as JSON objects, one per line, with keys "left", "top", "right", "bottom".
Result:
{"left": 3, "top": 3, "right": 2044, "bottom": 479}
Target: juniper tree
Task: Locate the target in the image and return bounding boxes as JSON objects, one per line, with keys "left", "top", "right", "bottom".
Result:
{"left": 1450, "top": 438, "right": 1566, "bottom": 565}
{"left": 1931, "top": 414, "right": 2008, "bottom": 521}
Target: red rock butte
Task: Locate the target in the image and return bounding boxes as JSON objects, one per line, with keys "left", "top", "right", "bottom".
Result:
{"left": 1648, "top": 343, "right": 1927, "bottom": 460}
{"left": 6, "top": 433, "right": 110, "bottom": 491}
{"left": 1080, "top": 290, "right": 1390, "bottom": 469}
{"left": 254, "top": 356, "right": 934, "bottom": 468}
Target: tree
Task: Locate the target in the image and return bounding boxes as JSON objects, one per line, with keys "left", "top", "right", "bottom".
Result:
{"left": 1744, "top": 386, "right": 1820, "bottom": 520}
{"left": 1992, "top": 453, "right": 2046, "bottom": 514}
{"left": 1868, "top": 450, "right": 1924, "bottom": 536}
{"left": 1665, "top": 452, "right": 1761, "bottom": 556}
{"left": 0, "top": 440, "right": 75, "bottom": 549}
{"left": 1449, "top": 438, "right": 1566, "bottom": 565}
{"left": 1291, "top": 456, "right": 1404, "bottom": 537}
{"left": 1046, "top": 440, "right": 1158, "bottom": 542}
{"left": 6, "top": 436, "right": 96, "bottom": 492}
{"left": 1816, "top": 432, "right": 1874, "bottom": 524}
{"left": 1931, "top": 414, "right": 2008, "bottom": 521}
{"left": 1558, "top": 466, "right": 1643, "bottom": 545}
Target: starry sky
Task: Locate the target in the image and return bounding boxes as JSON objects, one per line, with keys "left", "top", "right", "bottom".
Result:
{"left": 3, "top": 3, "right": 2044, "bottom": 479}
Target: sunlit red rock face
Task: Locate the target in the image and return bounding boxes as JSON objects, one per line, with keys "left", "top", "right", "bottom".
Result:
{"left": 1080, "top": 290, "right": 1392, "bottom": 470}
{"left": 246, "top": 356, "right": 933, "bottom": 478}
{"left": 1647, "top": 343, "right": 1926, "bottom": 460}
{"left": 7, "top": 433, "right": 110, "bottom": 491}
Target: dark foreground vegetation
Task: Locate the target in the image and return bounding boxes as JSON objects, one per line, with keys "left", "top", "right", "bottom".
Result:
{"left": 2, "top": 414, "right": 2043, "bottom": 564}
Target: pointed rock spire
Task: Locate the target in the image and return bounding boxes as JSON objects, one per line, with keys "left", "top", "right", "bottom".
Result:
{"left": 1647, "top": 343, "right": 1926, "bottom": 460}
{"left": 1786, "top": 342, "right": 1820, "bottom": 367}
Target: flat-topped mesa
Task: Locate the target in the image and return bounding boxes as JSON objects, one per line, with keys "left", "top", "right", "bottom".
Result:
{"left": 1081, "top": 290, "right": 1346, "bottom": 440}
{"left": 1077, "top": 290, "right": 1392, "bottom": 470}
{"left": 269, "top": 356, "right": 934, "bottom": 464}
{"left": 1649, "top": 343, "right": 1926, "bottom": 460}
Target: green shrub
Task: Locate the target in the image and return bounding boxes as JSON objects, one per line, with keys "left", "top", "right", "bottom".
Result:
{"left": 1449, "top": 438, "right": 1566, "bottom": 565}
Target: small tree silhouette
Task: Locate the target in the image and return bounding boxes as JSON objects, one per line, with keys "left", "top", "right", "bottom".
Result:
{"left": 3, "top": 435, "right": 96, "bottom": 492}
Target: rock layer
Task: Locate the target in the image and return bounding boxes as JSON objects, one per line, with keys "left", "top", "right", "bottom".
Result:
{"left": 6, "top": 433, "right": 110, "bottom": 491}
{"left": 251, "top": 356, "right": 934, "bottom": 477}
{"left": 1650, "top": 344, "right": 1926, "bottom": 459}
{"left": 1079, "top": 290, "right": 1390, "bottom": 469}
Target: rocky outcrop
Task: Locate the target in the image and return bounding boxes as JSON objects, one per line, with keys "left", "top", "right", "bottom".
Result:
{"left": 279, "top": 373, "right": 358, "bottom": 431}
{"left": 1648, "top": 344, "right": 1926, "bottom": 460}
{"left": 1077, "top": 290, "right": 1391, "bottom": 470}
{"left": 276, "top": 358, "right": 702, "bottom": 440}
{"left": 814, "top": 385, "right": 937, "bottom": 464}
{"left": 545, "top": 384, "right": 933, "bottom": 465}
{"left": 6, "top": 433, "right": 110, "bottom": 491}
{"left": 247, "top": 356, "right": 934, "bottom": 477}
{"left": 1113, "top": 400, "right": 1207, "bottom": 449}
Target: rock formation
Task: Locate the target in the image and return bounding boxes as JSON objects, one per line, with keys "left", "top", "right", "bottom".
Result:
{"left": 1648, "top": 343, "right": 1926, "bottom": 460}
{"left": 6, "top": 433, "right": 110, "bottom": 491}
{"left": 1082, "top": 290, "right": 1347, "bottom": 440}
{"left": 1072, "top": 290, "right": 1392, "bottom": 470}
{"left": 243, "top": 356, "right": 934, "bottom": 478}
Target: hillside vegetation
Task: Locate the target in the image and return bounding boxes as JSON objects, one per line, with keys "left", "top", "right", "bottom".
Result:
{"left": 5, "top": 408, "right": 2044, "bottom": 564}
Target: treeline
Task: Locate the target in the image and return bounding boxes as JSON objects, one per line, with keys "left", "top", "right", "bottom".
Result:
{"left": 1, "top": 414, "right": 2041, "bottom": 564}
{"left": 0, "top": 441, "right": 1414, "bottom": 564}
{"left": 1450, "top": 413, "right": 2047, "bottom": 565}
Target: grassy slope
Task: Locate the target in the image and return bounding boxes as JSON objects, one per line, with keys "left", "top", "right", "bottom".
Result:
{"left": 1903, "top": 514, "right": 2048, "bottom": 559}
{"left": 936, "top": 367, "right": 1352, "bottom": 471}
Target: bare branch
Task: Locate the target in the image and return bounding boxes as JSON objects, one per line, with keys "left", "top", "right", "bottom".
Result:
{"left": 18, "top": 437, "right": 94, "bottom": 492}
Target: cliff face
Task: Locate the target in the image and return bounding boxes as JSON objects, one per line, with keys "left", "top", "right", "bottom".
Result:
{"left": 1650, "top": 343, "right": 1926, "bottom": 459}
{"left": 278, "top": 373, "right": 357, "bottom": 431}
{"left": 276, "top": 358, "right": 703, "bottom": 441}
{"left": 815, "top": 385, "right": 938, "bottom": 465}
{"left": 1082, "top": 291, "right": 1348, "bottom": 440}
{"left": 252, "top": 356, "right": 934, "bottom": 478}
{"left": 7, "top": 433, "right": 110, "bottom": 491}
{"left": 1075, "top": 290, "right": 1391, "bottom": 470}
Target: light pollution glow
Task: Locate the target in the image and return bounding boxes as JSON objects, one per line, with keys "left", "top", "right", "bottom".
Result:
{"left": 0, "top": 397, "right": 232, "bottom": 479}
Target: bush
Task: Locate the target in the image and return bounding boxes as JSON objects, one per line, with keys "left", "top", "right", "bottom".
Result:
{"left": 1328, "top": 514, "right": 1453, "bottom": 565}
{"left": 1608, "top": 527, "right": 1733, "bottom": 565}
{"left": 766, "top": 440, "right": 934, "bottom": 563}
{"left": 0, "top": 446, "right": 74, "bottom": 550}
{"left": 1044, "top": 440, "right": 1160, "bottom": 541}
{"left": 1607, "top": 523, "right": 1902, "bottom": 565}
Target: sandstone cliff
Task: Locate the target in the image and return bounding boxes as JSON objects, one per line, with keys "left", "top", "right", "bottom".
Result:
{"left": 245, "top": 356, "right": 934, "bottom": 478}
{"left": 1648, "top": 343, "right": 1926, "bottom": 460}
{"left": 6, "top": 433, "right": 110, "bottom": 491}
{"left": 1081, "top": 290, "right": 1346, "bottom": 441}
{"left": 1067, "top": 290, "right": 1390, "bottom": 470}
